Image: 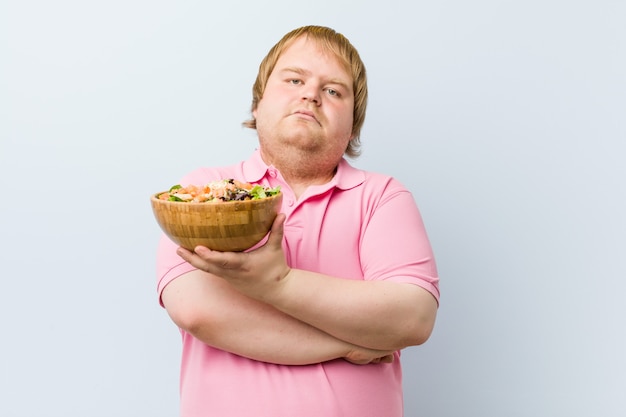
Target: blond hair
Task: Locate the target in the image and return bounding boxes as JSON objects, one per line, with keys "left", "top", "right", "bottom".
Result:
{"left": 243, "top": 26, "right": 367, "bottom": 158}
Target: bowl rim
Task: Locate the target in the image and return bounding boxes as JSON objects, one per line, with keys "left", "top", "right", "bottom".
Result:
{"left": 150, "top": 190, "right": 283, "bottom": 206}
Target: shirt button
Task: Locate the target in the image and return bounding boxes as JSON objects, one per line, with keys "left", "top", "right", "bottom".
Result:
{"left": 268, "top": 169, "right": 277, "bottom": 178}
{"left": 287, "top": 199, "right": 294, "bottom": 207}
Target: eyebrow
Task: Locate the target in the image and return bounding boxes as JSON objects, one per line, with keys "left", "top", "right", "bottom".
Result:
{"left": 279, "top": 67, "right": 352, "bottom": 92}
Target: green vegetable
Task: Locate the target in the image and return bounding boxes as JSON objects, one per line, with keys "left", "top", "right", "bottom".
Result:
{"left": 249, "top": 185, "right": 281, "bottom": 199}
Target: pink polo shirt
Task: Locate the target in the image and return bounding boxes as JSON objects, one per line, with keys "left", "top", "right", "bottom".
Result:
{"left": 156, "top": 150, "right": 439, "bottom": 417}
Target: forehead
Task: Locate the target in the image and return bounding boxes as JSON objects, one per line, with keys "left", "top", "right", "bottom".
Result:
{"left": 274, "top": 36, "right": 352, "bottom": 80}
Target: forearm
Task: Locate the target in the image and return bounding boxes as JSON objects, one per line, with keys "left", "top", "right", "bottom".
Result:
{"left": 161, "top": 270, "right": 391, "bottom": 365}
{"left": 183, "top": 293, "right": 352, "bottom": 365}
{"left": 172, "top": 220, "right": 438, "bottom": 353}
{"left": 266, "top": 269, "right": 438, "bottom": 351}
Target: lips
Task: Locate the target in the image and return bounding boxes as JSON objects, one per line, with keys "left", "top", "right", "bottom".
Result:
{"left": 292, "top": 109, "right": 320, "bottom": 125}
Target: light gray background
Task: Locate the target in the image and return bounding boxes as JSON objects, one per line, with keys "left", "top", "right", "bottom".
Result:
{"left": 2, "top": 1, "right": 624, "bottom": 416}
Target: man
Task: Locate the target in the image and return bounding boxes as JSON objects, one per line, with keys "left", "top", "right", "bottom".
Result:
{"left": 156, "top": 25, "right": 439, "bottom": 417}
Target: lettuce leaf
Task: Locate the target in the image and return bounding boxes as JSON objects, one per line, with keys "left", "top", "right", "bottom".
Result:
{"left": 249, "top": 185, "right": 281, "bottom": 199}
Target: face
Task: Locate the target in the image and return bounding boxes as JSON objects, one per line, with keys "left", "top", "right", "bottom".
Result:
{"left": 253, "top": 36, "right": 355, "bottom": 171}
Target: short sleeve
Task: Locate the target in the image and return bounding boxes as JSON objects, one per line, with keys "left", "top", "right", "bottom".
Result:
{"left": 359, "top": 179, "right": 440, "bottom": 302}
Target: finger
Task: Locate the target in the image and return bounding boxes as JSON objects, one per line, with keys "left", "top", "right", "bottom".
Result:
{"left": 380, "top": 354, "right": 394, "bottom": 363}
{"left": 191, "top": 247, "right": 245, "bottom": 272}
{"left": 193, "top": 245, "right": 213, "bottom": 257}
{"left": 266, "top": 213, "right": 286, "bottom": 248}
{"left": 176, "top": 246, "right": 195, "bottom": 261}
{"left": 176, "top": 246, "right": 212, "bottom": 270}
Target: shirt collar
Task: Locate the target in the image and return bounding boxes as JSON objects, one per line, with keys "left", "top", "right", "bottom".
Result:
{"left": 241, "top": 149, "right": 270, "bottom": 183}
{"left": 332, "top": 158, "right": 365, "bottom": 190}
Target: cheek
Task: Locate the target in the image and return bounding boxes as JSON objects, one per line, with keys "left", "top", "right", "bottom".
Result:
{"left": 339, "top": 111, "right": 354, "bottom": 137}
{"left": 253, "top": 100, "right": 269, "bottom": 124}
{"left": 255, "top": 89, "right": 286, "bottom": 120}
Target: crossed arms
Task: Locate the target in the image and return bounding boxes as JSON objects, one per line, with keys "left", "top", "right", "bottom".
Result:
{"left": 161, "top": 214, "right": 438, "bottom": 366}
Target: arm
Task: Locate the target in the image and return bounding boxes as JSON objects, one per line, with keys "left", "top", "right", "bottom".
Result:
{"left": 264, "top": 269, "right": 437, "bottom": 351}
{"left": 161, "top": 268, "right": 396, "bottom": 365}
{"left": 178, "top": 214, "right": 438, "bottom": 352}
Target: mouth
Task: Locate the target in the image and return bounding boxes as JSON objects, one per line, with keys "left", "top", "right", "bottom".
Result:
{"left": 292, "top": 110, "right": 321, "bottom": 126}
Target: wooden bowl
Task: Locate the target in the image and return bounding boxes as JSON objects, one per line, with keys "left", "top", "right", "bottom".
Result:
{"left": 151, "top": 192, "right": 283, "bottom": 252}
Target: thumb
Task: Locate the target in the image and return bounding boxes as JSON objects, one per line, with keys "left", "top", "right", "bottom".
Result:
{"left": 266, "top": 213, "right": 286, "bottom": 247}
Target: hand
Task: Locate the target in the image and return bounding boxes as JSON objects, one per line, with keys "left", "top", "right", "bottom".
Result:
{"left": 344, "top": 346, "right": 395, "bottom": 365}
{"left": 176, "top": 213, "right": 292, "bottom": 301}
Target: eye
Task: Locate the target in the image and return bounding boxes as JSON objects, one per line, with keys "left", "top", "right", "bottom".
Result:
{"left": 289, "top": 79, "right": 302, "bottom": 85}
{"left": 326, "top": 88, "right": 340, "bottom": 97}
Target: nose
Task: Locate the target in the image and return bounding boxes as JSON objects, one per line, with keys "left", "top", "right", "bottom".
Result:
{"left": 301, "top": 84, "right": 321, "bottom": 105}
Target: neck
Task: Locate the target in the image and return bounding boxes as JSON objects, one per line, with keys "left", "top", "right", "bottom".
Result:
{"left": 260, "top": 148, "right": 338, "bottom": 199}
